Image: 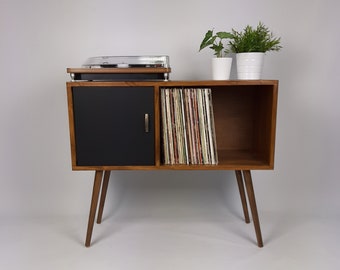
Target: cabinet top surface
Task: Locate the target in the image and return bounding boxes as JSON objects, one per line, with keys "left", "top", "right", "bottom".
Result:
{"left": 67, "top": 80, "right": 278, "bottom": 86}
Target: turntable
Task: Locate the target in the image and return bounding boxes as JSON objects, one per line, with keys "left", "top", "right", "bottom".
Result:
{"left": 67, "top": 55, "right": 171, "bottom": 81}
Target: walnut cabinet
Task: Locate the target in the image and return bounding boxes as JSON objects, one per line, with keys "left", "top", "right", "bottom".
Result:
{"left": 66, "top": 79, "right": 278, "bottom": 247}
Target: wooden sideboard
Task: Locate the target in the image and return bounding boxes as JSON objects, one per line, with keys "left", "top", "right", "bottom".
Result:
{"left": 66, "top": 77, "right": 278, "bottom": 247}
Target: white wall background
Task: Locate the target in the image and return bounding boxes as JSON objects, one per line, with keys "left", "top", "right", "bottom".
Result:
{"left": 1, "top": 0, "right": 340, "bottom": 221}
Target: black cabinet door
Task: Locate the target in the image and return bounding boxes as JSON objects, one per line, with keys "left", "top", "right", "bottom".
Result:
{"left": 72, "top": 86, "right": 155, "bottom": 166}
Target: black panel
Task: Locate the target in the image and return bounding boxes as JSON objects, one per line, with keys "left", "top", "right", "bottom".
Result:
{"left": 72, "top": 86, "right": 155, "bottom": 166}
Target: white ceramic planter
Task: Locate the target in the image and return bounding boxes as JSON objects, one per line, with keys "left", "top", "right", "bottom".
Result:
{"left": 236, "top": 52, "right": 265, "bottom": 80}
{"left": 212, "top": 57, "right": 232, "bottom": 80}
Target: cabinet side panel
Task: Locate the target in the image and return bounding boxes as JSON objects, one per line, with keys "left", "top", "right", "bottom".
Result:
{"left": 252, "top": 85, "right": 277, "bottom": 167}
{"left": 66, "top": 84, "right": 77, "bottom": 167}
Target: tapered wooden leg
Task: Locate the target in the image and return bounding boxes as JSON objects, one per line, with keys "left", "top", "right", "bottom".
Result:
{"left": 235, "top": 170, "right": 250, "bottom": 224}
{"left": 243, "top": 170, "right": 263, "bottom": 247}
{"left": 85, "top": 170, "right": 103, "bottom": 247}
{"left": 97, "top": 170, "right": 111, "bottom": 224}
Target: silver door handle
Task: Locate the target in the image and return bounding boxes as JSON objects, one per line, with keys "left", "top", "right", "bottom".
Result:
{"left": 144, "top": 113, "right": 149, "bottom": 133}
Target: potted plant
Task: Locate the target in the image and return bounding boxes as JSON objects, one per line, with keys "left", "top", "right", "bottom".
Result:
{"left": 199, "top": 30, "right": 233, "bottom": 80}
{"left": 229, "top": 22, "right": 282, "bottom": 79}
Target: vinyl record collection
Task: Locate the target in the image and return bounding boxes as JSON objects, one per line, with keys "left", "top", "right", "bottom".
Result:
{"left": 161, "top": 88, "right": 218, "bottom": 165}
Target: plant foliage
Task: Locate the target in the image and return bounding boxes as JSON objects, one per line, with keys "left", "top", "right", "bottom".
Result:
{"left": 199, "top": 30, "right": 233, "bottom": 57}
{"left": 229, "top": 22, "right": 282, "bottom": 53}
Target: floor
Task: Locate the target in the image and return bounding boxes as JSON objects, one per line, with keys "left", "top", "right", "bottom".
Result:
{"left": 1, "top": 172, "right": 339, "bottom": 270}
{"left": 1, "top": 209, "right": 339, "bottom": 270}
